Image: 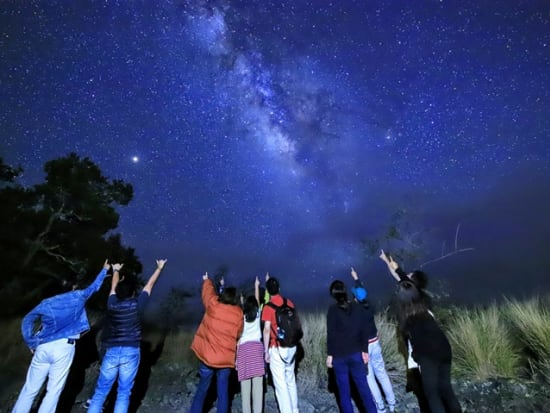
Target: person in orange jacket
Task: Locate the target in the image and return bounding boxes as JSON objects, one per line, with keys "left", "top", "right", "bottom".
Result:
{"left": 189, "top": 272, "right": 243, "bottom": 413}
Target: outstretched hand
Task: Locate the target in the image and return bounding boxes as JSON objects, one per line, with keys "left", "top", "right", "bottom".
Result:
{"left": 379, "top": 250, "right": 399, "bottom": 269}
{"left": 103, "top": 259, "right": 110, "bottom": 270}
{"left": 156, "top": 259, "right": 167, "bottom": 270}
{"left": 255, "top": 276, "right": 260, "bottom": 289}
{"left": 112, "top": 263, "right": 124, "bottom": 272}
{"left": 350, "top": 267, "right": 358, "bottom": 280}
{"left": 378, "top": 249, "right": 389, "bottom": 262}
{"left": 387, "top": 255, "right": 398, "bottom": 270}
{"left": 202, "top": 272, "right": 209, "bottom": 281}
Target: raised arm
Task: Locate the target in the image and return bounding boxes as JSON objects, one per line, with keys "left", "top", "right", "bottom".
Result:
{"left": 110, "top": 263, "right": 124, "bottom": 295}
{"left": 81, "top": 259, "right": 111, "bottom": 299}
{"left": 350, "top": 266, "right": 365, "bottom": 289}
{"left": 379, "top": 250, "right": 402, "bottom": 282}
{"left": 143, "top": 259, "right": 167, "bottom": 296}
{"left": 254, "top": 276, "right": 260, "bottom": 304}
{"left": 263, "top": 272, "right": 271, "bottom": 304}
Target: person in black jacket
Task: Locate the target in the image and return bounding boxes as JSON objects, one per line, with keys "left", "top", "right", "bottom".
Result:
{"left": 380, "top": 251, "right": 461, "bottom": 413}
{"left": 326, "top": 280, "right": 377, "bottom": 413}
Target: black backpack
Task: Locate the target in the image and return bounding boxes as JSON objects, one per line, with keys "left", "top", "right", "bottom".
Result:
{"left": 266, "top": 298, "right": 303, "bottom": 347}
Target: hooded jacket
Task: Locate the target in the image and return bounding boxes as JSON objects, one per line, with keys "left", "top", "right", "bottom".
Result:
{"left": 191, "top": 279, "right": 243, "bottom": 368}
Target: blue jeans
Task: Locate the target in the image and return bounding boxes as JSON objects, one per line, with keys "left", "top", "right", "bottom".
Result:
{"left": 189, "top": 361, "right": 231, "bottom": 413}
{"left": 333, "top": 352, "right": 377, "bottom": 413}
{"left": 87, "top": 346, "right": 140, "bottom": 413}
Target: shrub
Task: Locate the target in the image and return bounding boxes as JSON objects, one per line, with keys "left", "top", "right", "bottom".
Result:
{"left": 447, "top": 305, "right": 520, "bottom": 380}
{"left": 296, "top": 311, "right": 327, "bottom": 392}
{"left": 505, "top": 297, "right": 550, "bottom": 383}
{"left": 374, "top": 310, "right": 404, "bottom": 377}
{"left": 157, "top": 328, "right": 196, "bottom": 365}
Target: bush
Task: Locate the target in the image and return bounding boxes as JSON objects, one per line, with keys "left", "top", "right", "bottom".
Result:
{"left": 505, "top": 297, "right": 550, "bottom": 383}
{"left": 296, "top": 311, "right": 327, "bottom": 392}
{"left": 447, "top": 305, "right": 521, "bottom": 380}
{"left": 374, "top": 310, "right": 403, "bottom": 376}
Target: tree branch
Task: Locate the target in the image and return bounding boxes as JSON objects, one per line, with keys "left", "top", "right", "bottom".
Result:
{"left": 420, "top": 223, "right": 474, "bottom": 268}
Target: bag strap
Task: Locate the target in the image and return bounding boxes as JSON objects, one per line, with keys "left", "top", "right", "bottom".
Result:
{"left": 266, "top": 297, "right": 288, "bottom": 310}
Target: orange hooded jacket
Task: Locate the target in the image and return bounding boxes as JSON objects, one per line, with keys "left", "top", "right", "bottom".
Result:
{"left": 191, "top": 279, "right": 243, "bottom": 368}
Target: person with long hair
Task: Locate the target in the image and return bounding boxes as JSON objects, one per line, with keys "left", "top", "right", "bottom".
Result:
{"left": 380, "top": 251, "right": 462, "bottom": 413}
{"left": 379, "top": 250, "right": 432, "bottom": 413}
{"left": 189, "top": 272, "right": 243, "bottom": 413}
{"left": 326, "top": 280, "right": 377, "bottom": 413}
{"left": 236, "top": 276, "right": 265, "bottom": 413}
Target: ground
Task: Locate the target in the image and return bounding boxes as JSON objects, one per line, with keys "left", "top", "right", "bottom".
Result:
{"left": 2, "top": 359, "right": 550, "bottom": 412}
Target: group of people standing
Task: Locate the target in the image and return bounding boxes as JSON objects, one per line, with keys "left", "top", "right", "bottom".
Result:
{"left": 12, "top": 259, "right": 167, "bottom": 413}
{"left": 189, "top": 272, "right": 299, "bottom": 413}
{"left": 11, "top": 250, "right": 461, "bottom": 413}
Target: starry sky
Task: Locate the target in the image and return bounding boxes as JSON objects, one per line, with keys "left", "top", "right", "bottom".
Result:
{"left": 2, "top": 0, "right": 549, "bottom": 308}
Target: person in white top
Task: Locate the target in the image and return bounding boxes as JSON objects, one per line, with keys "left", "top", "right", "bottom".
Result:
{"left": 236, "top": 276, "right": 265, "bottom": 413}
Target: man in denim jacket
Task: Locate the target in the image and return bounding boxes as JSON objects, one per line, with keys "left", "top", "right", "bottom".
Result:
{"left": 12, "top": 260, "right": 111, "bottom": 413}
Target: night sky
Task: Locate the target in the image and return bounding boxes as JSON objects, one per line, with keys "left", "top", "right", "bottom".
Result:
{"left": 2, "top": 0, "right": 549, "bottom": 309}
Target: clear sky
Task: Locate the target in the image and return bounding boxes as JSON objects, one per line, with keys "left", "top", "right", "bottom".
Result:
{"left": 2, "top": 0, "right": 549, "bottom": 308}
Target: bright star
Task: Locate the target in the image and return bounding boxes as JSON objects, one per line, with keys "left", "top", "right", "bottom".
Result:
{"left": 132, "top": 156, "right": 139, "bottom": 163}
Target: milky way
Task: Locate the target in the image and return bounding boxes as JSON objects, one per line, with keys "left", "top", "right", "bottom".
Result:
{"left": 2, "top": 0, "right": 549, "bottom": 305}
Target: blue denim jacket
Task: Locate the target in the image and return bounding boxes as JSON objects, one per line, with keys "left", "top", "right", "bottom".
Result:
{"left": 21, "top": 268, "right": 109, "bottom": 350}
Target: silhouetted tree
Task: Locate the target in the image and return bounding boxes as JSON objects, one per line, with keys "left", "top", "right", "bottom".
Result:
{"left": 0, "top": 153, "right": 142, "bottom": 316}
{"left": 362, "top": 208, "right": 473, "bottom": 270}
{"left": 157, "top": 287, "right": 194, "bottom": 331}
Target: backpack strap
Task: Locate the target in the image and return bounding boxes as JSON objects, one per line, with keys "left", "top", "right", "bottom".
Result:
{"left": 265, "top": 300, "right": 279, "bottom": 342}
{"left": 266, "top": 297, "right": 287, "bottom": 310}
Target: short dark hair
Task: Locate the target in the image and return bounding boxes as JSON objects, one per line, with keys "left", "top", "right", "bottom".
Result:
{"left": 218, "top": 287, "right": 239, "bottom": 306}
{"left": 115, "top": 276, "right": 138, "bottom": 300}
{"left": 266, "top": 277, "right": 280, "bottom": 295}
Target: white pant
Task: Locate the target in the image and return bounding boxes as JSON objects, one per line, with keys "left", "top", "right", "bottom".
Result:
{"left": 269, "top": 346, "right": 299, "bottom": 413}
{"left": 367, "top": 339, "right": 396, "bottom": 413}
{"left": 12, "top": 338, "right": 75, "bottom": 413}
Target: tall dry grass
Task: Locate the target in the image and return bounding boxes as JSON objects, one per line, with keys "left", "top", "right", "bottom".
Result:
{"left": 296, "top": 311, "right": 327, "bottom": 392}
{"left": 2, "top": 296, "right": 550, "bottom": 404}
{"left": 0, "top": 318, "right": 33, "bottom": 403}
{"left": 374, "top": 310, "right": 402, "bottom": 372}
{"left": 0, "top": 318, "right": 31, "bottom": 377}
{"left": 447, "top": 305, "right": 521, "bottom": 380}
{"left": 505, "top": 297, "right": 550, "bottom": 383}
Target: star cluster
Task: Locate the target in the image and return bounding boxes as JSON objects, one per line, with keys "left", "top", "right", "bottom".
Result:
{"left": 1, "top": 0, "right": 549, "bottom": 304}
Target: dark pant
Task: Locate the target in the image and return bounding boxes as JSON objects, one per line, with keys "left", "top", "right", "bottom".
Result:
{"left": 189, "top": 361, "right": 231, "bottom": 413}
{"left": 333, "top": 352, "right": 377, "bottom": 413}
{"left": 407, "top": 368, "right": 432, "bottom": 413}
{"left": 417, "top": 357, "right": 461, "bottom": 413}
